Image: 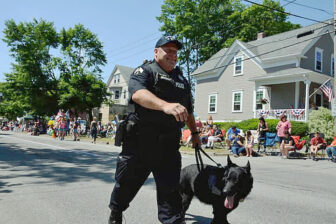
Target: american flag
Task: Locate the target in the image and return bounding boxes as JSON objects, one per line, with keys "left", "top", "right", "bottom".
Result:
{"left": 320, "top": 79, "right": 334, "bottom": 102}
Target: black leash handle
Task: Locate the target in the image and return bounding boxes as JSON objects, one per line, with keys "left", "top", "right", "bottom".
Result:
{"left": 195, "top": 145, "right": 222, "bottom": 172}
{"left": 195, "top": 145, "right": 204, "bottom": 172}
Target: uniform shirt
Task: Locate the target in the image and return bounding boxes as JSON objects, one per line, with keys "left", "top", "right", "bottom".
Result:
{"left": 128, "top": 60, "right": 193, "bottom": 128}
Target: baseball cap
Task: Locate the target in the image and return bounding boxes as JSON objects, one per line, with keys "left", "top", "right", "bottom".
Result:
{"left": 155, "top": 36, "right": 183, "bottom": 49}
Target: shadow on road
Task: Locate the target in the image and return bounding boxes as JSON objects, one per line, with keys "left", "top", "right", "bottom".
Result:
{"left": 0, "top": 142, "right": 155, "bottom": 194}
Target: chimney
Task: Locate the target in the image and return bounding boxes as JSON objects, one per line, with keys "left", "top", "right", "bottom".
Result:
{"left": 257, "top": 32, "right": 265, "bottom": 40}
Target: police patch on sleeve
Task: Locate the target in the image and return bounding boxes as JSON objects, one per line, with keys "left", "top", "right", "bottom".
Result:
{"left": 134, "top": 67, "right": 144, "bottom": 75}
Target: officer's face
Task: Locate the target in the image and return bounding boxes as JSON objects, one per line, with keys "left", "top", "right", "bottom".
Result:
{"left": 154, "top": 43, "right": 178, "bottom": 72}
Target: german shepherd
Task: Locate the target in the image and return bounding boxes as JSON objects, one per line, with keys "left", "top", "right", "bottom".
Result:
{"left": 180, "top": 156, "right": 253, "bottom": 224}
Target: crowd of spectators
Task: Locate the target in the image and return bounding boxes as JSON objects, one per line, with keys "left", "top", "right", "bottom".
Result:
{"left": 181, "top": 114, "right": 335, "bottom": 163}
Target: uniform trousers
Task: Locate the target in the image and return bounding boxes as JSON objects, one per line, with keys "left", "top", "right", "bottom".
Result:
{"left": 109, "top": 125, "right": 184, "bottom": 224}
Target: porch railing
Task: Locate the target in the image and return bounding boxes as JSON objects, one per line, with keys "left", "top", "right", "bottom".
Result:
{"left": 256, "top": 109, "right": 306, "bottom": 122}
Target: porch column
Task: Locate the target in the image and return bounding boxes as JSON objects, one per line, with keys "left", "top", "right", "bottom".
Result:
{"left": 295, "top": 81, "right": 300, "bottom": 109}
{"left": 253, "top": 85, "right": 259, "bottom": 118}
{"left": 304, "top": 80, "right": 311, "bottom": 122}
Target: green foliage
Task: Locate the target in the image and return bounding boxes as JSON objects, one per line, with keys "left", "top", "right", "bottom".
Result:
{"left": 157, "top": 0, "right": 300, "bottom": 74}
{"left": 215, "top": 118, "right": 308, "bottom": 136}
{"left": 308, "top": 107, "right": 334, "bottom": 141}
{"left": 1, "top": 19, "right": 108, "bottom": 119}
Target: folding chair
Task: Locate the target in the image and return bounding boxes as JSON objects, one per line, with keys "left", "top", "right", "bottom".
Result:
{"left": 263, "top": 132, "right": 280, "bottom": 155}
{"left": 289, "top": 136, "right": 306, "bottom": 158}
{"left": 306, "top": 133, "right": 327, "bottom": 158}
{"left": 212, "top": 129, "right": 226, "bottom": 149}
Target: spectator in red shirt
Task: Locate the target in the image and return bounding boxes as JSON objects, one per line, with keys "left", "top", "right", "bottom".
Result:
{"left": 195, "top": 117, "right": 203, "bottom": 131}
{"left": 310, "top": 132, "right": 326, "bottom": 161}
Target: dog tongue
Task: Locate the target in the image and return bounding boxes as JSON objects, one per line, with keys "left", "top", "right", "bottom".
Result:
{"left": 225, "top": 195, "right": 235, "bottom": 209}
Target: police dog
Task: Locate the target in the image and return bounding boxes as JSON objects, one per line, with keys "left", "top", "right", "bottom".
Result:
{"left": 180, "top": 156, "right": 253, "bottom": 224}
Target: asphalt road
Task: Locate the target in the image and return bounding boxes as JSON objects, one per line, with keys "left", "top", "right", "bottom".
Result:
{"left": 1, "top": 131, "right": 336, "bottom": 224}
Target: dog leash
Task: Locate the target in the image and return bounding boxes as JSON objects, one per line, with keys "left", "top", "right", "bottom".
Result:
{"left": 195, "top": 145, "right": 223, "bottom": 172}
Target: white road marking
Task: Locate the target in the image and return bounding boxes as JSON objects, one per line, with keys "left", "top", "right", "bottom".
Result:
{"left": 2, "top": 135, "right": 99, "bottom": 157}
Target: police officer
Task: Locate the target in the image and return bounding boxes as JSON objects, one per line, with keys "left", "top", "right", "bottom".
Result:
{"left": 108, "top": 36, "right": 201, "bottom": 224}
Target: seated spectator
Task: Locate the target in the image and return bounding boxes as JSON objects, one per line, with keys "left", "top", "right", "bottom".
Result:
{"left": 310, "top": 132, "right": 326, "bottom": 161}
{"left": 225, "top": 126, "right": 240, "bottom": 149}
{"left": 200, "top": 126, "right": 211, "bottom": 145}
{"left": 245, "top": 130, "right": 255, "bottom": 157}
{"left": 206, "top": 125, "right": 223, "bottom": 149}
{"left": 326, "top": 137, "right": 336, "bottom": 163}
{"left": 231, "top": 134, "right": 245, "bottom": 157}
{"left": 206, "top": 115, "right": 213, "bottom": 128}
{"left": 280, "top": 130, "right": 294, "bottom": 159}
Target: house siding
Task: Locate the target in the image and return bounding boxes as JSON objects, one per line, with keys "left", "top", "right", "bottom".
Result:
{"left": 270, "top": 83, "right": 295, "bottom": 109}
{"left": 300, "top": 34, "right": 333, "bottom": 76}
{"left": 265, "top": 63, "right": 297, "bottom": 73}
{"left": 195, "top": 51, "right": 266, "bottom": 121}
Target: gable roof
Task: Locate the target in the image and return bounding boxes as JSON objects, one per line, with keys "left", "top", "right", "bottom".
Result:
{"left": 192, "top": 19, "right": 333, "bottom": 76}
{"left": 192, "top": 48, "right": 228, "bottom": 75}
{"left": 106, "top": 64, "right": 134, "bottom": 86}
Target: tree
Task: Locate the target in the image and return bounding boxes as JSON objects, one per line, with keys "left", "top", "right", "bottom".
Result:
{"left": 157, "top": 0, "right": 300, "bottom": 75}
{"left": 58, "top": 74, "right": 109, "bottom": 122}
{"left": 238, "top": 0, "right": 301, "bottom": 43}
{"left": 2, "top": 19, "right": 60, "bottom": 116}
{"left": 58, "top": 24, "right": 108, "bottom": 121}
{"left": 0, "top": 81, "right": 29, "bottom": 120}
{"left": 308, "top": 107, "right": 334, "bottom": 142}
{"left": 2, "top": 19, "right": 108, "bottom": 120}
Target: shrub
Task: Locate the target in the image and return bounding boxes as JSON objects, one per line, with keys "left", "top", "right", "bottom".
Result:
{"left": 214, "top": 118, "right": 308, "bottom": 136}
{"left": 308, "top": 107, "right": 334, "bottom": 141}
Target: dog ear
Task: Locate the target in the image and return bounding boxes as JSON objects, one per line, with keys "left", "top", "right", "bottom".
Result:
{"left": 227, "top": 155, "right": 233, "bottom": 166}
{"left": 244, "top": 161, "right": 251, "bottom": 173}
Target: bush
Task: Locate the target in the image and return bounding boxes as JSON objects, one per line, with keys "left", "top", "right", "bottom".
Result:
{"left": 308, "top": 107, "right": 334, "bottom": 141}
{"left": 214, "top": 118, "right": 308, "bottom": 136}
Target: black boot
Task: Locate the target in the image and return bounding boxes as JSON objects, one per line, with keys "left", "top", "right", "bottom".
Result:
{"left": 108, "top": 209, "right": 123, "bottom": 224}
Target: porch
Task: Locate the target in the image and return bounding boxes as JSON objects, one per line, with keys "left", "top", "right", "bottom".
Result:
{"left": 256, "top": 109, "right": 306, "bottom": 121}
{"left": 249, "top": 67, "right": 334, "bottom": 122}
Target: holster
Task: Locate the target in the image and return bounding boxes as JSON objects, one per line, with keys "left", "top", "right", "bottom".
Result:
{"left": 114, "top": 114, "right": 138, "bottom": 146}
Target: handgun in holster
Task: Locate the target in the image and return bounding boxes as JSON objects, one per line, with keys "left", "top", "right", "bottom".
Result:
{"left": 114, "top": 118, "right": 138, "bottom": 147}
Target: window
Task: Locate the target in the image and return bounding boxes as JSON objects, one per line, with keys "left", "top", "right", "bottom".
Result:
{"left": 208, "top": 94, "right": 217, "bottom": 113}
{"left": 256, "top": 90, "right": 265, "bottom": 110}
{"left": 331, "top": 54, "right": 334, "bottom": 77}
{"left": 315, "top": 48, "right": 323, "bottom": 72}
{"left": 232, "top": 91, "right": 243, "bottom": 112}
{"left": 115, "top": 90, "right": 120, "bottom": 99}
{"left": 114, "top": 74, "right": 120, "bottom": 84}
{"left": 234, "top": 56, "right": 243, "bottom": 75}
{"left": 123, "top": 90, "right": 127, "bottom": 99}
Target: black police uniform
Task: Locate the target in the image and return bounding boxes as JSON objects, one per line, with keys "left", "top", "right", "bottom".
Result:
{"left": 109, "top": 60, "right": 193, "bottom": 224}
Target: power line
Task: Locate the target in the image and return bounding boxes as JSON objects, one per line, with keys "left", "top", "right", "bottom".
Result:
{"left": 193, "top": 30, "right": 333, "bottom": 75}
{"left": 107, "top": 35, "right": 161, "bottom": 58}
{"left": 105, "top": 30, "right": 333, "bottom": 87}
{"left": 282, "top": 0, "right": 296, "bottom": 7}
{"left": 191, "top": 22, "right": 333, "bottom": 64}
{"left": 282, "top": 0, "right": 333, "bottom": 15}
{"left": 243, "top": 0, "right": 330, "bottom": 25}
{"left": 108, "top": 45, "right": 154, "bottom": 63}
{"left": 107, "top": 32, "right": 160, "bottom": 53}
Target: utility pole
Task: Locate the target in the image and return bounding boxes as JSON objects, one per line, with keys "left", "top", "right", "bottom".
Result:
{"left": 334, "top": 0, "right": 336, "bottom": 134}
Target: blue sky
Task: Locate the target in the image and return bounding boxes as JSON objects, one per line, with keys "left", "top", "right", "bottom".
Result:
{"left": 0, "top": 0, "right": 333, "bottom": 82}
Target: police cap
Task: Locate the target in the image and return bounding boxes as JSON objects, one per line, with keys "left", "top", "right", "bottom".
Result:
{"left": 155, "top": 36, "right": 183, "bottom": 50}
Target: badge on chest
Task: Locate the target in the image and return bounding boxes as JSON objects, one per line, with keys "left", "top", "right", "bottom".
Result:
{"left": 157, "top": 73, "right": 185, "bottom": 90}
